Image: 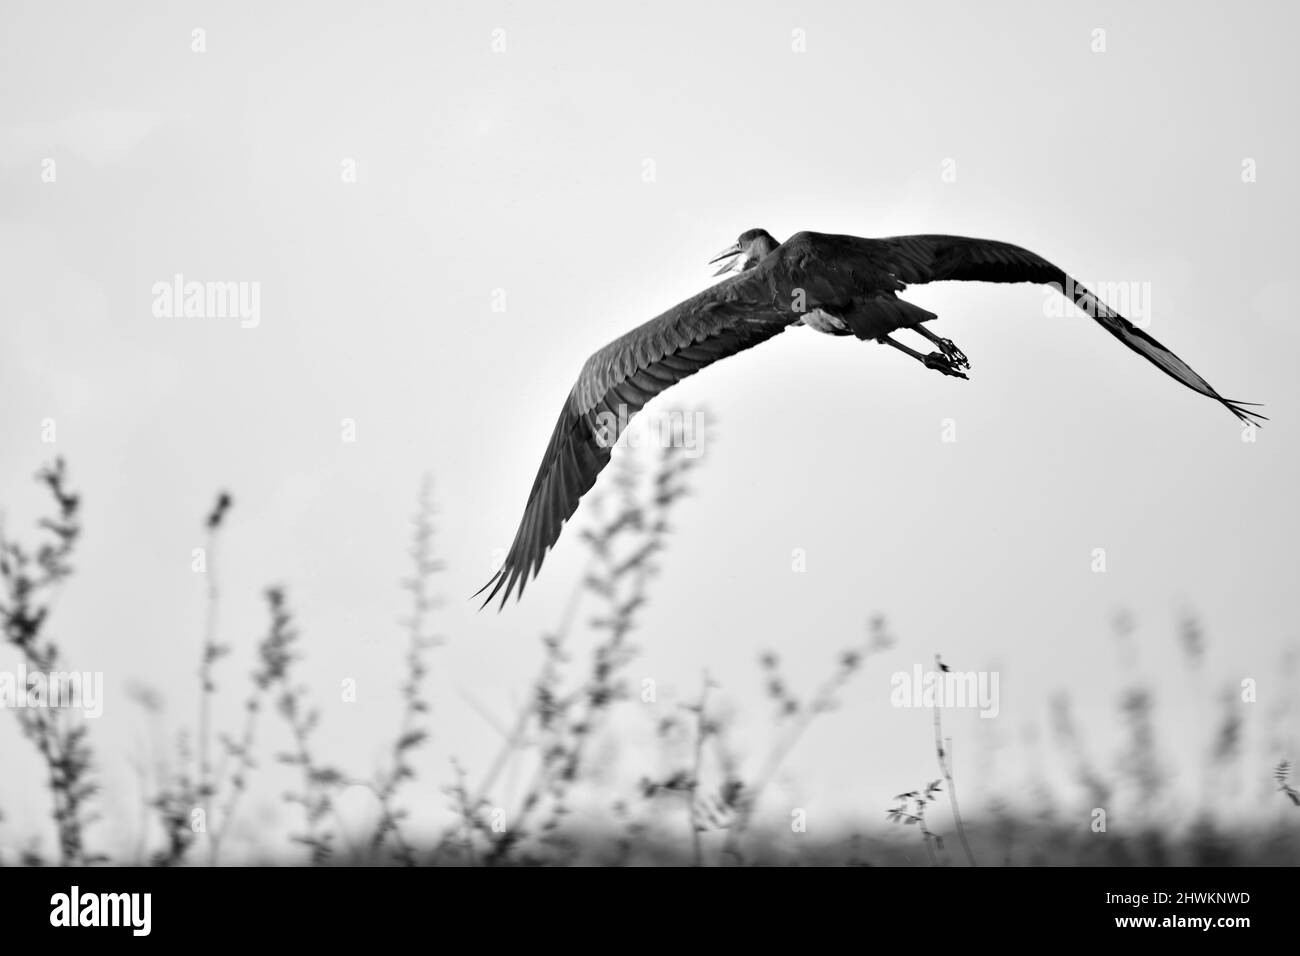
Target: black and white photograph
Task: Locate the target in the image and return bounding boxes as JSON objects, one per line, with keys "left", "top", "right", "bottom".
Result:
{"left": 0, "top": 0, "right": 1295, "bottom": 937}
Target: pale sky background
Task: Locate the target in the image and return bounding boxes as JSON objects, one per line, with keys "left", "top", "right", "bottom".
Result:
{"left": 1, "top": 0, "right": 1298, "bottom": 862}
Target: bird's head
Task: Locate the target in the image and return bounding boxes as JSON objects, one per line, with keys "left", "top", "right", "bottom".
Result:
{"left": 708, "top": 228, "right": 781, "bottom": 276}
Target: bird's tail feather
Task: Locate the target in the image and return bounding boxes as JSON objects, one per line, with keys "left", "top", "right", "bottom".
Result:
{"left": 1062, "top": 276, "right": 1266, "bottom": 428}
{"left": 843, "top": 295, "right": 938, "bottom": 340}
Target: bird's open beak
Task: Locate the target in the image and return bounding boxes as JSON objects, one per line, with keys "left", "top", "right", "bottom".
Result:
{"left": 708, "top": 242, "right": 743, "bottom": 276}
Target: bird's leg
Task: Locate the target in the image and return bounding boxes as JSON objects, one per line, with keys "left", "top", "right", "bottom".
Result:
{"left": 912, "top": 324, "right": 971, "bottom": 372}
{"left": 878, "top": 335, "right": 969, "bottom": 379}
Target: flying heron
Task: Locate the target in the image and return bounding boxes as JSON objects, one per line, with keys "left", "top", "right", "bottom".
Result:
{"left": 478, "top": 228, "right": 1264, "bottom": 609}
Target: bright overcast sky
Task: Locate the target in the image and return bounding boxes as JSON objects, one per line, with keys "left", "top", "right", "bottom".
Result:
{"left": 1, "top": 0, "right": 1297, "bottom": 861}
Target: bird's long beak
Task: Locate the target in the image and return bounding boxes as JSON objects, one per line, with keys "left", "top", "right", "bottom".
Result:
{"left": 709, "top": 242, "right": 743, "bottom": 276}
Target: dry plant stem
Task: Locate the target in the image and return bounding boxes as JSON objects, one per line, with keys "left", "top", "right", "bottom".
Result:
{"left": 506, "top": 495, "right": 659, "bottom": 847}
{"left": 198, "top": 526, "right": 219, "bottom": 808}
{"left": 723, "top": 644, "right": 875, "bottom": 861}
{"left": 208, "top": 699, "right": 265, "bottom": 864}
{"left": 193, "top": 492, "right": 237, "bottom": 863}
{"left": 559, "top": 559, "right": 650, "bottom": 777}
{"left": 932, "top": 659, "right": 976, "bottom": 866}
{"left": 431, "top": 563, "right": 592, "bottom": 865}
{"left": 689, "top": 673, "right": 711, "bottom": 867}
{"left": 0, "top": 460, "right": 99, "bottom": 864}
{"left": 482, "top": 448, "right": 686, "bottom": 863}
{"left": 369, "top": 477, "right": 442, "bottom": 864}
{"left": 468, "top": 694, "right": 535, "bottom": 812}
{"left": 210, "top": 582, "right": 290, "bottom": 865}
{"left": 470, "top": 559, "right": 592, "bottom": 811}
{"left": 371, "top": 792, "right": 413, "bottom": 865}
{"left": 28, "top": 694, "right": 83, "bottom": 862}
{"left": 442, "top": 565, "right": 591, "bottom": 866}
{"left": 483, "top": 488, "right": 644, "bottom": 860}
{"left": 452, "top": 760, "right": 478, "bottom": 866}
{"left": 282, "top": 693, "right": 331, "bottom": 862}
{"left": 886, "top": 780, "right": 945, "bottom": 865}
{"left": 492, "top": 677, "right": 577, "bottom": 855}
{"left": 130, "top": 757, "right": 150, "bottom": 865}
{"left": 938, "top": 735, "right": 976, "bottom": 866}
{"left": 332, "top": 803, "right": 363, "bottom": 862}
{"left": 921, "top": 816, "right": 940, "bottom": 866}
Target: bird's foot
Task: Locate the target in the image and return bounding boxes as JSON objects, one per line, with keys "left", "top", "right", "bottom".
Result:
{"left": 933, "top": 337, "right": 970, "bottom": 371}
{"left": 924, "top": 351, "right": 969, "bottom": 379}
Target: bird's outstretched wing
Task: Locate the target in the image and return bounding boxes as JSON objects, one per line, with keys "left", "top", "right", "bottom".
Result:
{"left": 834, "top": 233, "right": 1265, "bottom": 427}
{"left": 476, "top": 263, "right": 799, "bottom": 609}
{"left": 479, "top": 231, "right": 1263, "bottom": 609}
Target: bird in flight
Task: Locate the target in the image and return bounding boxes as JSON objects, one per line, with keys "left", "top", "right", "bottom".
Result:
{"left": 478, "top": 228, "right": 1264, "bottom": 609}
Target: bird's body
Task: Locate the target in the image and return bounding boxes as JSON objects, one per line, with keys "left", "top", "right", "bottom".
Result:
{"left": 798, "top": 308, "right": 851, "bottom": 334}
{"left": 477, "top": 228, "right": 1264, "bottom": 609}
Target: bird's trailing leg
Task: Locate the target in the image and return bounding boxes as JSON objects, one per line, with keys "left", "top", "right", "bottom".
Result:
{"left": 879, "top": 334, "right": 969, "bottom": 379}
{"left": 912, "top": 324, "right": 971, "bottom": 372}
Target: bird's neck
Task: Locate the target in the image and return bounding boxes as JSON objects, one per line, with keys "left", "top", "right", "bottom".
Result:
{"left": 745, "top": 234, "right": 781, "bottom": 268}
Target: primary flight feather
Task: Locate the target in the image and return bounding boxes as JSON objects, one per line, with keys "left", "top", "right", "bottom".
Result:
{"left": 477, "top": 228, "right": 1264, "bottom": 609}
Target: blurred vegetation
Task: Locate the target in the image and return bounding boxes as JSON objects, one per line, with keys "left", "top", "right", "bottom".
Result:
{"left": 1, "top": 441, "right": 1296, "bottom": 866}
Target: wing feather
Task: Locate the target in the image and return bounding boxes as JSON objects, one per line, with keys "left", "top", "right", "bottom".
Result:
{"left": 479, "top": 229, "right": 1264, "bottom": 610}
{"left": 825, "top": 233, "right": 1263, "bottom": 426}
{"left": 477, "top": 266, "right": 797, "bottom": 609}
